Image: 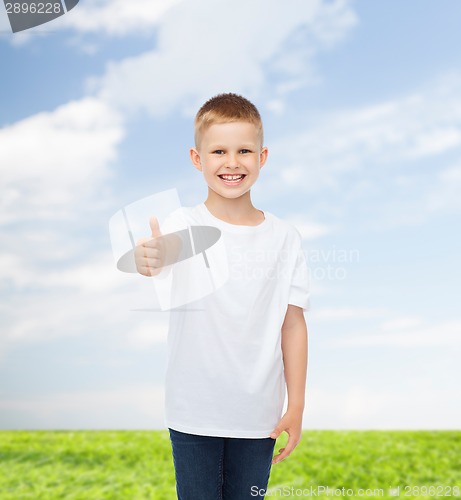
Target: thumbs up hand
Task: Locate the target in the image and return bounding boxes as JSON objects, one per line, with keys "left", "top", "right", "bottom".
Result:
{"left": 135, "top": 216, "right": 167, "bottom": 277}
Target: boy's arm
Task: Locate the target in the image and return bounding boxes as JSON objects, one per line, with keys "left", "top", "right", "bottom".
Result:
{"left": 282, "top": 304, "right": 308, "bottom": 411}
{"left": 270, "top": 304, "right": 308, "bottom": 464}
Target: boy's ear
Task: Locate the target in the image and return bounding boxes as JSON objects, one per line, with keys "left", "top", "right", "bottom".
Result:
{"left": 259, "top": 146, "right": 269, "bottom": 168}
{"left": 190, "top": 147, "right": 202, "bottom": 172}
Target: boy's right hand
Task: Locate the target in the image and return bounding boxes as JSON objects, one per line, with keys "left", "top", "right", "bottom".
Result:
{"left": 135, "top": 216, "right": 167, "bottom": 277}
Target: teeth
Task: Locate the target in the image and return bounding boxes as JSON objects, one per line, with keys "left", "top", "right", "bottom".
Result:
{"left": 220, "top": 175, "right": 244, "bottom": 180}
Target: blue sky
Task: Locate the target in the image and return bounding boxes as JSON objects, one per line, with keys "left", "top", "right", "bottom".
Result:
{"left": 1, "top": 0, "right": 460, "bottom": 430}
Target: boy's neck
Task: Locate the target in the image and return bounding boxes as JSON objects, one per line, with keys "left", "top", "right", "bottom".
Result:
{"left": 204, "top": 192, "right": 264, "bottom": 225}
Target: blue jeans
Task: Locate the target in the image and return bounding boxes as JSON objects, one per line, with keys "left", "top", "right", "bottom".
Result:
{"left": 168, "top": 427, "right": 276, "bottom": 499}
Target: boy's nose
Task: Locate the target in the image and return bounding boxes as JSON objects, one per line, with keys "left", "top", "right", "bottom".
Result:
{"left": 226, "top": 154, "right": 239, "bottom": 167}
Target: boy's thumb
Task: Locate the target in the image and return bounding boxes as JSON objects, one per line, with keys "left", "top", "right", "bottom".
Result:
{"left": 270, "top": 428, "right": 280, "bottom": 439}
{"left": 149, "top": 216, "right": 162, "bottom": 238}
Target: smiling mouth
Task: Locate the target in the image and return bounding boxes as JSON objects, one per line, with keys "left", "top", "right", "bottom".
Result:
{"left": 218, "top": 174, "right": 246, "bottom": 186}
{"left": 218, "top": 174, "right": 246, "bottom": 179}
{"left": 218, "top": 174, "right": 246, "bottom": 180}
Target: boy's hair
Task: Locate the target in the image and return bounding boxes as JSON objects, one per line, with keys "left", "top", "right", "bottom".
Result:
{"left": 194, "top": 92, "right": 264, "bottom": 150}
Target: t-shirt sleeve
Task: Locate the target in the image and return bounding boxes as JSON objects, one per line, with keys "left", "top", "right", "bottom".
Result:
{"left": 288, "top": 230, "right": 311, "bottom": 312}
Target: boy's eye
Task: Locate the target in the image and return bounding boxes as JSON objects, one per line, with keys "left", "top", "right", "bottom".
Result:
{"left": 212, "top": 149, "right": 251, "bottom": 154}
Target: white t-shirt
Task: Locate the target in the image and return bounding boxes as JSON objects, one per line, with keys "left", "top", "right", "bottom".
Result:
{"left": 158, "top": 202, "right": 310, "bottom": 438}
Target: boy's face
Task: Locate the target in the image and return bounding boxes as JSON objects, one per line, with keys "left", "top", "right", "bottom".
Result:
{"left": 190, "top": 121, "right": 268, "bottom": 201}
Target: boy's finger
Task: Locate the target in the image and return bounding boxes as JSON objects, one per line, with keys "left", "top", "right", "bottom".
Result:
{"left": 272, "top": 435, "right": 297, "bottom": 463}
{"left": 272, "top": 448, "right": 291, "bottom": 464}
{"left": 149, "top": 216, "right": 162, "bottom": 239}
{"left": 142, "top": 237, "right": 163, "bottom": 250}
{"left": 272, "top": 446, "right": 285, "bottom": 464}
{"left": 141, "top": 247, "right": 161, "bottom": 259}
{"left": 270, "top": 426, "right": 284, "bottom": 439}
{"left": 136, "top": 236, "right": 149, "bottom": 247}
{"left": 138, "top": 264, "right": 162, "bottom": 276}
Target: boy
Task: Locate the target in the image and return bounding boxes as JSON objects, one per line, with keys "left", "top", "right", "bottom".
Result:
{"left": 135, "top": 93, "right": 310, "bottom": 499}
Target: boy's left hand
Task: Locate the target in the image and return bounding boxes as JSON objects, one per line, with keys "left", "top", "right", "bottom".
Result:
{"left": 270, "top": 408, "right": 303, "bottom": 464}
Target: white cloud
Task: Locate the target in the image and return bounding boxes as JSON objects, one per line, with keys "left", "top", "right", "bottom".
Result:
{"left": 0, "top": 385, "right": 166, "bottom": 429}
{"left": 306, "top": 383, "right": 461, "bottom": 429}
{"left": 312, "top": 307, "right": 388, "bottom": 321}
{"left": 61, "top": 0, "right": 184, "bottom": 36}
{"left": 0, "top": 237, "right": 170, "bottom": 361}
{"left": 426, "top": 162, "right": 461, "bottom": 214}
{"left": 89, "top": 0, "right": 357, "bottom": 117}
{"left": 380, "top": 316, "right": 423, "bottom": 331}
{"left": 0, "top": 97, "right": 124, "bottom": 224}
{"left": 439, "top": 163, "right": 461, "bottom": 183}
{"left": 0, "top": 0, "right": 183, "bottom": 42}
{"left": 0, "top": 248, "right": 118, "bottom": 291}
{"left": 255, "top": 72, "right": 461, "bottom": 226}
{"left": 0, "top": 95, "right": 150, "bottom": 380}
{"left": 0, "top": 2, "right": 10, "bottom": 32}
{"left": 268, "top": 73, "right": 461, "bottom": 188}
{"left": 122, "top": 319, "right": 169, "bottom": 349}
{"left": 265, "top": 99, "right": 286, "bottom": 115}
{"left": 324, "top": 319, "right": 461, "bottom": 348}
{"left": 287, "top": 216, "right": 334, "bottom": 240}
{"left": 43, "top": 252, "right": 123, "bottom": 293}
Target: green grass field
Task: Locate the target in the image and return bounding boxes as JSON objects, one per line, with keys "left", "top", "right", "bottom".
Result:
{"left": 0, "top": 430, "right": 459, "bottom": 499}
